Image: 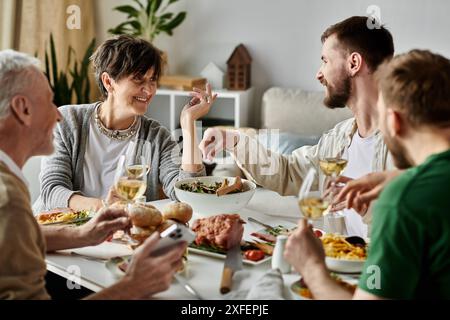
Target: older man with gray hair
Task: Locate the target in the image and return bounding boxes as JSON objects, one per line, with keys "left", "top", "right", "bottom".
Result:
{"left": 0, "top": 49, "right": 186, "bottom": 299}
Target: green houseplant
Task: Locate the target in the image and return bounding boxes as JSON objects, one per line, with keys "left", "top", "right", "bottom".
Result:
{"left": 43, "top": 34, "right": 96, "bottom": 106}
{"left": 108, "top": 0, "right": 187, "bottom": 42}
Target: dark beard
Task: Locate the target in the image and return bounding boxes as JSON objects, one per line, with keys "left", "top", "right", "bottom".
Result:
{"left": 384, "top": 134, "right": 413, "bottom": 169}
{"left": 323, "top": 74, "right": 351, "bottom": 109}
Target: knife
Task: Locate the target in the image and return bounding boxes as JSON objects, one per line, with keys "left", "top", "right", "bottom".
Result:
{"left": 220, "top": 244, "right": 243, "bottom": 294}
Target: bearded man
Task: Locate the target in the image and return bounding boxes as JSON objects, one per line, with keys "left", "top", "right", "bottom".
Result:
{"left": 200, "top": 16, "right": 395, "bottom": 237}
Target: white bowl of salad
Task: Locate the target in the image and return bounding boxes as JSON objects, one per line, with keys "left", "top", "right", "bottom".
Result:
{"left": 174, "top": 176, "right": 257, "bottom": 216}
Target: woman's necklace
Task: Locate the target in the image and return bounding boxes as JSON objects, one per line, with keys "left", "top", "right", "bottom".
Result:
{"left": 94, "top": 104, "right": 139, "bottom": 141}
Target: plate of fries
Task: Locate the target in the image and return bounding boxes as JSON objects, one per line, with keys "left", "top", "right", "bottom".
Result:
{"left": 321, "top": 234, "right": 368, "bottom": 273}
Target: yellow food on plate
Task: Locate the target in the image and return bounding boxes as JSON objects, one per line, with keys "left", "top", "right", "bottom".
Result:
{"left": 291, "top": 275, "right": 357, "bottom": 300}
{"left": 321, "top": 234, "right": 367, "bottom": 260}
{"left": 37, "top": 210, "right": 90, "bottom": 225}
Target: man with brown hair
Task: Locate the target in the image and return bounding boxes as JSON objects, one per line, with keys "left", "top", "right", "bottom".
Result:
{"left": 285, "top": 49, "right": 450, "bottom": 299}
{"left": 200, "top": 16, "right": 395, "bottom": 237}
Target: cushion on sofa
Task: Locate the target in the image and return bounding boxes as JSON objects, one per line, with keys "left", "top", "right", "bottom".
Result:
{"left": 261, "top": 87, "right": 352, "bottom": 135}
{"left": 257, "top": 131, "right": 320, "bottom": 155}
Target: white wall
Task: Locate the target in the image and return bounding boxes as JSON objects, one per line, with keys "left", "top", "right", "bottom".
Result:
{"left": 95, "top": 0, "right": 450, "bottom": 127}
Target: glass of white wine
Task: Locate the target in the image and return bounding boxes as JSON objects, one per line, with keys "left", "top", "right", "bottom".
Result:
{"left": 114, "top": 155, "right": 148, "bottom": 245}
{"left": 297, "top": 168, "right": 329, "bottom": 224}
{"left": 115, "top": 156, "right": 147, "bottom": 202}
{"left": 319, "top": 157, "right": 349, "bottom": 235}
{"left": 125, "top": 139, "right": 152, "bottom": 181}
{"left": 319, "top": 157, "right": 348, "bottom": 204}
{"left": 298, "top": 190, "right": 330, "bottom": 223}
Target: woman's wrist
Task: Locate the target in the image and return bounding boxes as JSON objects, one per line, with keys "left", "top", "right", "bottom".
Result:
{"left": 69, "top": 194, "right": 103, "bottom": 212}
{"left": 180, "top": 113, "right": 195, "bottom": 129}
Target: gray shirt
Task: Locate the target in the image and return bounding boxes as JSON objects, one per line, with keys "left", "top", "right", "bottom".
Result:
{"left": 33, "top": 103, "right": 205, "bottom": 212}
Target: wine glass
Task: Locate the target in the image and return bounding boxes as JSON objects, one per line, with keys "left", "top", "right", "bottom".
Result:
{"left": 298, "top": 190, "right": 330, "bottom": 224}
{"left": 318, "top": 157, "right": 348, "bottom": 205}
{"left": 114, "top": 155, "right": 148, "bottom": 203}
{"left": 114, "top": 154, "right": 148, "bottom": 246}
{"left": 297, "top": 168, "right": 329, "bottom": 225}
{"left": 318, "top": 157, "right": 349, "bottom": 235}
{"left": 125, "top": 139, "right": 152, "bottom": 181}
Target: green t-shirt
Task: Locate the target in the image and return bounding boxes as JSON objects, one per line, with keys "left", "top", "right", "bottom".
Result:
{"left": 359, "top": 149, "right": 450, "bottom": 299}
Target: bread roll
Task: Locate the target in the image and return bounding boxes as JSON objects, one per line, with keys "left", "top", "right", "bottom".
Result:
{"left": 130, "top": 226, "right": 157, "bottom": 244}
{"left": 162, "top": 202, "right": 193, "bottom": 224}
{"left": 129, "top": 203, "right": 162, "bottom": 228}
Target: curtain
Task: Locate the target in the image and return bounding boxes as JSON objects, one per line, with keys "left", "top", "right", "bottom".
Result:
{"left": 14, "top": 0, "right": 99, "bottom": 102}
{"left": 18, "top": 0, "right": 95, "bottom": 66}
{"left": 0, "top": 0, "right": 20, "bottom": 50}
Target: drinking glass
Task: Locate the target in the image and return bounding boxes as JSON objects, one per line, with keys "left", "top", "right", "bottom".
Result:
{"left": 114, "top": 155, "right": 148, "bottom": 203}
{"left": 113, "top": 154, "right": 148, "bottom": 246}
{"left": 297, "top": 168, "right": 329, "bottom": 225}
{"left": 125, "top": 139, "right": 152, "bottom": 180}
{"left": 318, "top": 157, "right": 348, "bottom": 209}
{"left": 319, "top": 157, "right": 349, "bottom": 235}
{"left": 298, "top": 190, "right": 330, "bottom": 224}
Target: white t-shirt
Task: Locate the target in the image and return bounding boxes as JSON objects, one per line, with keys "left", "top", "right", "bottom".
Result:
{"left": 82, "top": 115, "right": 140, "bottom": 200}
{"left": 340, "top": 131, "right": 376, "bottom": 238}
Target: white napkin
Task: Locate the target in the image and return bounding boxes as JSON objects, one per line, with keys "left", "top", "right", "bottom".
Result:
{"left": 224, "top": 269, "right": 286, "bottom": 300}
{"left": 246, "top": 190, "right": 301, "bottom": 219}
{"left": 59, "top": 241, "right": 133, "bottom": 260}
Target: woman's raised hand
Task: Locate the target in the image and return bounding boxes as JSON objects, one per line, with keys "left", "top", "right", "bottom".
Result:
{"left": 180, "top": 83, "right": 218, "bottom": 124}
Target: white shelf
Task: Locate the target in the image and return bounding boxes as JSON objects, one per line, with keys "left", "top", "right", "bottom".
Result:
{"left": 146, "top": 87, "right": 255, "bottom": 134}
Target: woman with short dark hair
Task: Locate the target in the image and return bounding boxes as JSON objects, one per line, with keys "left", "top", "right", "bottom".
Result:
{"left": 33, "top": 35, "right": 212, "bottom": 212}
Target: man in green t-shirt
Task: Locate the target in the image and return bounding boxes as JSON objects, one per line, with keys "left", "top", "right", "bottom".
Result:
{"left": 284, "top": 49, "right": 450, "bottom": 299}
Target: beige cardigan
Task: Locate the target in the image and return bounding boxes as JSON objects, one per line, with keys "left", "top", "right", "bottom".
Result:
{"left": 0, "top": 162, "right": 49, "bottom": 300}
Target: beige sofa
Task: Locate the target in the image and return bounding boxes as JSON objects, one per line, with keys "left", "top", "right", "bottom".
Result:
{"left": 261, "top": 87, "right": 352, "bottom": 136}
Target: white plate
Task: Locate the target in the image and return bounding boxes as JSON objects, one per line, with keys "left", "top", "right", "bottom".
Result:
{"left": 290, "top": 276, "right": 359, "bottom": 300}
{"left": 188, "top": 246, "right": 271, "bottom": 266}
{"left": 325, "top": 256, "right": 366, "bottom": 274}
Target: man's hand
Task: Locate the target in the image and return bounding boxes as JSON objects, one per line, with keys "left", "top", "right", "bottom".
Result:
{"left": 335, "top": 170, "right": 402, "bottom": 213}
{"left": 199, "top": 128, "right": 240, "bottom": 161}
{"left": 78, "top": 207, "right": 130, "bottom": 246}
{"left": 323, "top": 176, "right": 354, "bottom": 213}
{"left": 284, "top": 219, "right": 326, "bottom": 276}
{"left": 124, "top": 233, "right": 187, "bottom": 298}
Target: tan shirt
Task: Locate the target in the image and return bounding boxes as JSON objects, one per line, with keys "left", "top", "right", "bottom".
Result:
{"left": 231, "top": 118, "right": 396, "bottom": 226}
{"left": 0, "top": 162, "right": 50, "bottom": 300}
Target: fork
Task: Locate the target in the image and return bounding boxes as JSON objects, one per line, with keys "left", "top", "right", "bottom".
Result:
{"left": 70, "top": 252, "right": 108, "bottom": 262}
{"left": 174, "top": 274, "right": 205, "bottom": 300}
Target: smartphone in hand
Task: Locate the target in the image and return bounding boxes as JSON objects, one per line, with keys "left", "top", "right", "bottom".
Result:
{"left": 150, "top": 223, "right": 196, "bottom": 257}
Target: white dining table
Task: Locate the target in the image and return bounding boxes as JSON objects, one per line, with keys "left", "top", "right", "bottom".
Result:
{"left": 45, "top": 188, "right": 327, "bottom": 300}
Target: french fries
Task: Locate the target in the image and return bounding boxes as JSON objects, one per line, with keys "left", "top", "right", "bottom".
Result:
{"left": 321, "top": 234, "right": 367, "bottom": 260}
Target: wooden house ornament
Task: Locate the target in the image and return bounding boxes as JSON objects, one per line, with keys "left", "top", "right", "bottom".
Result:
{"left": 226, "top": 44, "right": 252, "bottom": 90}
